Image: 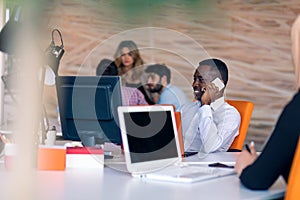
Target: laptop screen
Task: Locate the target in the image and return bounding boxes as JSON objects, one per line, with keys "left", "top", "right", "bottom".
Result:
{"left": 123, "top": 110, "right": 178, "bottom": 163}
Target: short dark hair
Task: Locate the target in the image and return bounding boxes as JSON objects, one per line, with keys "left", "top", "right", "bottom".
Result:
{"left": 145, "top": 64, "right": 171, "bottom": 83}
{"left": 96, "top": 59, "right": 118, "bottom": 76}
{"left": 198, "top": 58, "right": 228, "bottom": 86}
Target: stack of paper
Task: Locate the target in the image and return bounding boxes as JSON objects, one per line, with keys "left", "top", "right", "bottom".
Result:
{"left": 66, "top": 147, "right": 104, "bottom": 169}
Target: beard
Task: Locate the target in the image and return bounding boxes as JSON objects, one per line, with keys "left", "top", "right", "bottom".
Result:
{"left": 148, "top": 84, "right": 163, "bottom": 93}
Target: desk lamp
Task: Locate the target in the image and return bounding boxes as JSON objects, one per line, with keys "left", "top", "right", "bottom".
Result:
{"left": 44, "top": 29, "right": 65, "bottom": 86}
{"left": 0, "top": 6, "right": 65, "bottom": 143}
{"left": 41, "top": 29, "right": 65, "bottom": 142}
{"left": 37, "top": 29, "right": 64, "bottom": 144}
{"left": 0, "top": 6, "right": 22, "bottom": 54}
{"left": 0, "top": 6, "right": 23, "bottom": 127}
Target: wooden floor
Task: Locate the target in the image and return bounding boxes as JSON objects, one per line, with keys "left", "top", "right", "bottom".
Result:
{"left": 5, "top": 0, "right": 300, "bottom": 150}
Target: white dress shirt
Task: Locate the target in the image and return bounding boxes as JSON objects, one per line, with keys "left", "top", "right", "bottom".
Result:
{"left": 180, "top": 97, "right": 240, "bottom": 153}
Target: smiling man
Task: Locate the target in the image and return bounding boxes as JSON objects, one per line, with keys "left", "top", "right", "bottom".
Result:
{"left": 180, "top": 58, "right": 240, "bottom": 153}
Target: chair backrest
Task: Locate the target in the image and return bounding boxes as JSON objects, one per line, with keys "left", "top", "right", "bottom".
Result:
{"left": 285, "top": 137, "right": 300, "bottom": 200}
{"left": 175, "top": 111, "right": 184, "bottom": 157}
{"left": 159, "top": 104, "right": 184, "bottom": 157}
{"left": 226, "top": 100, "right": 254, "bottom": 151}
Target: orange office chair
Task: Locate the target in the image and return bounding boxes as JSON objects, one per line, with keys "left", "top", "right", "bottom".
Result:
{"left": 285, "top": 138, "right": 300, "bottom": 200}
{"left": 226, "top": 100, "right": 254, "bottom": 152}
{"left": 161, "top": 104, "right": 184, "bottom": 157}
{"left": 175, "top": 112, "right": 184, "bottom": 157}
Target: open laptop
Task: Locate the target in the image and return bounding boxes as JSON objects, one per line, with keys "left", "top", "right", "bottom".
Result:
{"left": 117, "top": 105, "right": 236, "bottom": 183}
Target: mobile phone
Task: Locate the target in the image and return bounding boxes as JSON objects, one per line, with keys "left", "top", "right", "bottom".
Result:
{"left": 208, "top": 162, "right": 234, "bottom": 168}
{"left": 183, "top": 151, "right": 198, "bottom": 157}
{"left": 211, "top": 77, "right": 225, "bottom": 91}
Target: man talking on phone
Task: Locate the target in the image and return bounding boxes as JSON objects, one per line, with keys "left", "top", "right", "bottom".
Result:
{"left": 180, "top": 58, "right": 240, "bottom": 153}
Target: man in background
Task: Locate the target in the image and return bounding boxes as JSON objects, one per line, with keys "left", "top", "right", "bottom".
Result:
{"left": 181, "top": 58, "right": 240, "bottom": 153}
{"left": 96, "top": 59, "right": 148, "bottom": 106}
{"left": 145, "top": 64, "right": 189, "bottom": 111}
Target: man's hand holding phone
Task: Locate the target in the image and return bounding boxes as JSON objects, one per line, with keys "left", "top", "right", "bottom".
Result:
{"left": 212, "top": 77, "right": 225, "bottom": 91}
{"left": 201, "top": 77, "right": 225, "bottom": 106}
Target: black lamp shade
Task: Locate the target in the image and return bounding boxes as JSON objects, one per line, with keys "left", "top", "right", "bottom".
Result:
{"left": 0, "top": 6, "right": 22, "bottom": 55}
{"left": 0, "top": 20, "right": 22, "bottom": 54}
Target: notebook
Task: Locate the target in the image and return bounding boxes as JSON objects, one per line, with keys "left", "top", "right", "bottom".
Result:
{"left": 117, "top": 105, "right": 236, "bottom": 183}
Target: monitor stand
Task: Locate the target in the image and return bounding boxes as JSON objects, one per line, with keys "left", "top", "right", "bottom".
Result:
{"left": 79, "top": 134, "right": 95, "bottom": 147}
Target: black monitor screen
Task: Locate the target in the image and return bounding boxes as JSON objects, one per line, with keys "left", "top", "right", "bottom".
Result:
{"left": 56, "top": 76, "right": 123, "bottom": 146}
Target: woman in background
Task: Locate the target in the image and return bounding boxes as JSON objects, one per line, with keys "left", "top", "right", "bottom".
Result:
{"left": 235, "top": 15, "right": 300, "bottom": 192}
{"left": 114, "top": 40, "right": 155, "bottom": 104}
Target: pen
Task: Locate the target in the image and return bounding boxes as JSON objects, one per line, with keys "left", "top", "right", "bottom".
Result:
{"left": 245, "top": 144, "right": 251, "bottom": 153}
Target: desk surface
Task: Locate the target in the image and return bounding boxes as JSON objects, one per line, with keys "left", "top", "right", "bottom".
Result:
{"left": 0, "top": 152, "right": 285, "bottom": 200}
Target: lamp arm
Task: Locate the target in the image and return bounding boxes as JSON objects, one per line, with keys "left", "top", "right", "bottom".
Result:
{"left": 51, "top": 29, "right": 64, "bottom": 48}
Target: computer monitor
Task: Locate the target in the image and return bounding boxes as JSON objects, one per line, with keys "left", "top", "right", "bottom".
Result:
{"left": 56, "top": 76, "right": 123, "bottom": 146}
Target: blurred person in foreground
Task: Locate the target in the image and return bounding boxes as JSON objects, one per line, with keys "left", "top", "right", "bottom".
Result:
{"left": 235, "top": 15, "right": 300, "bottom": 191}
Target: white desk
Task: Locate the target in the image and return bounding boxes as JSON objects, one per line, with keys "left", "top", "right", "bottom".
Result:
{"left": 0, "top": 153, "right": 285, "bottom": 200}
